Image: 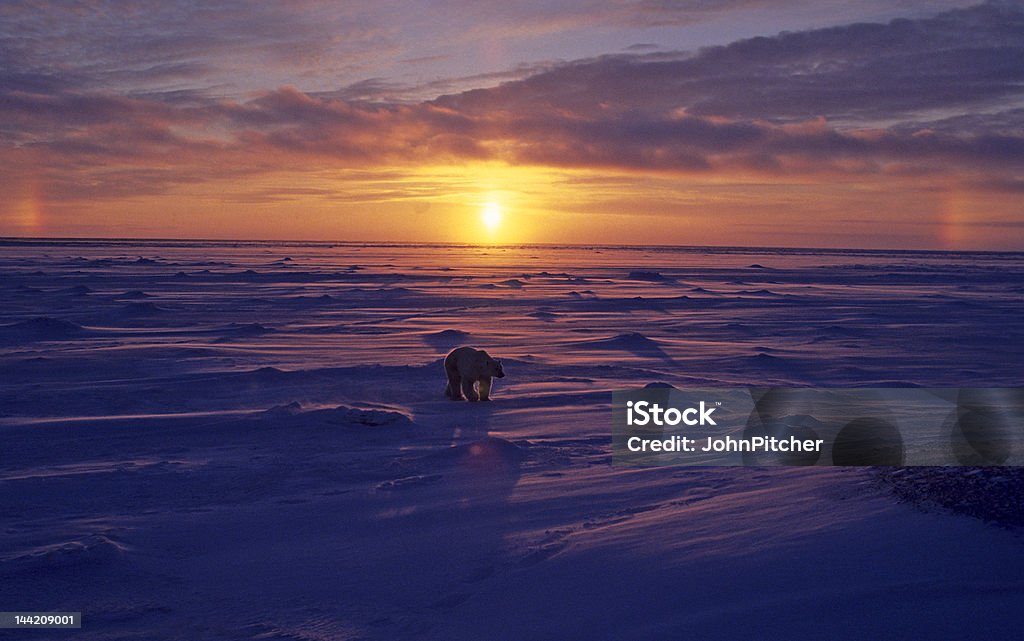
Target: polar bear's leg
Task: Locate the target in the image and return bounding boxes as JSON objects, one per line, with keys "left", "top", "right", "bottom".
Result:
{"left": 446, "top": 372, "right": 463, "bottom": 400}
{"left": 462, "top": 378, "right": 479, "bottom": 402}
{"left": 478, "top": 376, "right": 492, "bottom": 401}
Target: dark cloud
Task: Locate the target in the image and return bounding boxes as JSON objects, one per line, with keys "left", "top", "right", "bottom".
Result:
{"left": 315, "top": 62, "right": 562, "bottom": 104}
{"left": 624, "top": 43, "right": 661, "bottom": 52}
{"left": 892, "top": 108, "right": 1024, "bottom": 137}
{"left": 437, "top": 1, "right": 1024, "bottom": 123}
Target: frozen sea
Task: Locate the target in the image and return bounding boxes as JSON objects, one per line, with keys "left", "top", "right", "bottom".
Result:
{"left": 1, "top": 239, "right": 1022, "bottom": 639}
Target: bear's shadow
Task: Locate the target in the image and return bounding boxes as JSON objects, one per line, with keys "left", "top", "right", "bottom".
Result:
{"left": 445, "top": 398, "right": 498, "bottom": 440}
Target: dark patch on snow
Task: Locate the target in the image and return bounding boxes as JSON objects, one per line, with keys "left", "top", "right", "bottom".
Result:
{"left": 876, "top": 468, "right": 1024, "bottom": 529}
{"left": 627, "top": 270, "right": 671, "bottom": 282}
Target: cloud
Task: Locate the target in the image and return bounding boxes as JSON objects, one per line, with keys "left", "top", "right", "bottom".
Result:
{"left": 436, "top": 1, "right": 1024, "bottom": 123}
{"left": 624, "top": 43, "right": 661, "bottom": 52}
{"left": 316, "top": 61, "right": 562, "bottom": 103}
{"left": 0, "top": 0, "right": 962, "bottom": 102}
{"left": 0, "top": 1, "right": 393, "bottom": 96}
{"left": 625, "top": 0, "right": 805, "bottom": 27}
{"left": 1, "top": 2, "right": 1022, "bottom": 206}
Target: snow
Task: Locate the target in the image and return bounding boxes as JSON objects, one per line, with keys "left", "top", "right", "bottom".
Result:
{"left": 1, "top": 239, "right": 1022, "bottom": 639}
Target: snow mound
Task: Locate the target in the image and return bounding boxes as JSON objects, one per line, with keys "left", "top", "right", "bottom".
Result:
{"left": 423, "top": 329, "right": 471, "bottom": 351}
{"left": 245, "top": 366, "right": 287, "bottom": 381}
{"left": 627, "top": 270, "right": 671, "bottom": 282}
{"left": 3, "top": 535, "right": 128, "bottom": 574}
{"left": 377, "top": 474, "right": 443, "bottom": 491}
{"left": 287, "top": 294, "right": 326, "bottom": 306}
{"left": 1, "top": 317, "right": 87, "bottom": 341}
{"left": 574, "top": 332, "right": 673, "bottom": 361}
{"left": 326, "top": 406, "right": 413, "bottom": 428}
{"left": 452, "top": 437, "right": 526, "bottom": 467}
{"left": 215, "top": 323, "right": 275, "bottom": 340}
{"left": 120, "top": 302, "right": 167, "bottom": 315}
{"left": 644, "top": 381, "right": 678, "bottom": 389}
{"left": 261, "top": 401, "right": 304, "bottom": 419}
{"left": 259, "top": 402, "right": 411, "bottom": 429}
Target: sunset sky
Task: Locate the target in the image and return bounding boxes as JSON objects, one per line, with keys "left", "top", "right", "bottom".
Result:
{"left": 2, "top": 0, "right": 1023, "bottom": 248}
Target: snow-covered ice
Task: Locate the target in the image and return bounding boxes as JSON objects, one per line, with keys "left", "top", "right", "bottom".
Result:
{"left": 1, "top": 240, "right": 1022, "bottom": 639}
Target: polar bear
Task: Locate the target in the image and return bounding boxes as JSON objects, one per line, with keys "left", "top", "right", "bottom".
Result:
{"left": 444, "top": 347, "right": 505, "bottom": 401}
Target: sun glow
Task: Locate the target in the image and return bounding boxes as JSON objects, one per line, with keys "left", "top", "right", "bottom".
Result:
{"left": 482, "top": 201, "right": 502, "bottom": 231}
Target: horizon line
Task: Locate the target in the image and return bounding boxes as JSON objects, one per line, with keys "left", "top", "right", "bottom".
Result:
{"left": 0, "top": 235, "right": 1020, "bottom": 255}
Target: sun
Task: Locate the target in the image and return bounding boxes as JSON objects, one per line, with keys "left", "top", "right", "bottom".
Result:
{"left": 482, "top": 201, "right": 502, "bottom": 230}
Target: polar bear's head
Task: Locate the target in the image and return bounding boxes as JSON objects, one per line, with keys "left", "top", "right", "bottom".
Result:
{"left": 485, "top": 355, "right": 506, "bottom": 378}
